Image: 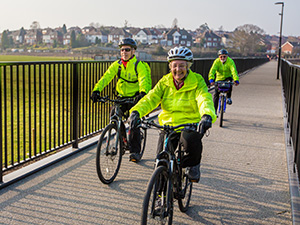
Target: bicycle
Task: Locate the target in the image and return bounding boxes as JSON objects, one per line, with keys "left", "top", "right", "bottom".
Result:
{"left": 95, "top": 96, "right": 147, "bottom": 184}
{"left": 215, "top": 81, "right": 234, "bottom": 127}
{"left": 140, "top": 120, "right": 205, "bottom": 224}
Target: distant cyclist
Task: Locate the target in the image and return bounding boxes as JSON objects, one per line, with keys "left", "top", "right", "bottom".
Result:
{"left": 128, "top": 46, "right": 216, "bottom": 182}
{"left": 90, "top": 38, "right": 152, "bottom": 162}
{"left": 209, "top": 49, "right": 239, "bottom": 113}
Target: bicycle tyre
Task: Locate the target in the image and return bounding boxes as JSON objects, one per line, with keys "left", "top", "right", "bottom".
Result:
{"left": 219, "top": 96, "right": 225, "bottom": 127}
{"left": 139, "top": 127, "right": 147, "bottom": 159}
{"left": 141, "top": 165, "right": 173, "bottom": 225}
{"left": 96, "top": 123, "right": 123, "bottom": 184}
{"left": 178, "top": 171, "right": 193, "bottom": 212}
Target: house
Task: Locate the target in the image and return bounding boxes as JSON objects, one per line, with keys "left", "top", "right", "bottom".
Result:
{"left": 14, "top": 27, "right": 26, "bottom": 44}
{"left": 85, "top": 29, "right": 108, "bottom": 44}
{"left": 42, "top": 28, "right": 63, "bottom": 45}
{"left": 202, "top": 30, "right": 222, "bottom": 48}
{"left": 108, "top": 27, "right": 131, "bottom": 44}
{"left": 145, "top": 28, "right": 163, "bottom": 44}
{"left": 24, "top": 29, "right": 43, "bottom": 45}
{"left": 281, "top": 41, "right": 300, "bottom": 54}
{"left": 132, "top": 28, "right": 163, "bottom": 45}
{"left": 82, "top": 26, "right": 96, "bottom": 34}
{"left": 162, "top": 27, "right": 193, "bottom": 47}
{"left": 132, "top": 29, "right": 148, "bottom": 45}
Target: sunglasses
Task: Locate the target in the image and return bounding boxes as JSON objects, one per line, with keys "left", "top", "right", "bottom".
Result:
{"left": 121, "top": 48, "right": 132, "bottom": 52}
{"left": 219, "top": 55, "right": 227, "bottom": 59}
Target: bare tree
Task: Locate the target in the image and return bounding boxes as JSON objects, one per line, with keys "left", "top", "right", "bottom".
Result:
{"left": 231, "top": 24, "right": 265, "bottom": 56}
{"left": 124, "top": 20, "right": 129, "bottom": 28}
{"left": 30, "top": 21, "right": 40, "bottom": 30}
{"left": 172, "top": 18, "right": 178, "bottom": 28}
{"left": 196, "top": 23, "right": 210, "bottom": 34}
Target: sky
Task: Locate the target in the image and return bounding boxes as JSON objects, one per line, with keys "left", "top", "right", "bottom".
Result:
{"left": 1, "top": 0, "right": 300, "bottom": 37}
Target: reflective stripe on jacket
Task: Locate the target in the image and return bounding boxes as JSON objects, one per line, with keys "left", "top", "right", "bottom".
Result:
{"left": 208, "top": 57, "right": 239, "bottom": 82}
{"left": 130, "top": 70, "right": 217, "bottom": 126}
{"left": 93, "top": 55, "right": 152, "bottom": 97}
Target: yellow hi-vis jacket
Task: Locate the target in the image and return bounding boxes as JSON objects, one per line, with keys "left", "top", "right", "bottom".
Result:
{"left": 93, "top": 55, "right": 152, "bottom": 97}
{"left": 208, "top": 57, "right": 239, "bottom": 82}
{"left": 130, "top": 70, "right": 217, "bottom": 126}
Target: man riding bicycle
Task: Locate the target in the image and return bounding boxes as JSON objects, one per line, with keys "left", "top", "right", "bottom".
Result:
{"left": 209, "top": 49, "right": 239, "bottom": 113}
{"left": 90, "top": 38, "right": 152, "bottom": 162}
{"left": 128, "top": 46, "right": 216, "bottom": 182}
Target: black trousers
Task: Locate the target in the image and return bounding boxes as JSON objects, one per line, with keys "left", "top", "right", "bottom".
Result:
{"left": 110, "top": 98, "right": 141, "bottom": 154}
{"left": 213, "top": 77, "right": 233, "bottom": 112}
{"left": 156, "top": 130, "right": 203, "bottom": 168}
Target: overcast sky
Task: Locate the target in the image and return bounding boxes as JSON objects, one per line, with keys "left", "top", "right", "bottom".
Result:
{"left": 1, "top": 0, "right": 299, "bottom": 37}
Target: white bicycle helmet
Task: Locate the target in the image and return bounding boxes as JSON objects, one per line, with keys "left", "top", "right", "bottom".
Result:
{"left": 167, "top": 46, "right": 193, "bottom": 62}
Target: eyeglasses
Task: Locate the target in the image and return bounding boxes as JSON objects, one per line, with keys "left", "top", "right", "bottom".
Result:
{"left": 219, "top": 55, "right": 227, "bottom": 59}
{"left": 121, "top": 48, "right": 132, "bottom": 52}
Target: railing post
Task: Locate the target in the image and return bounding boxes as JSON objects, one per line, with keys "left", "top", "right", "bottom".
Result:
{"left": 72, "top": 62, "right": 79, "bottom": 148}
{"left": 0, "top": 66, "right": 2, "bottom": 183}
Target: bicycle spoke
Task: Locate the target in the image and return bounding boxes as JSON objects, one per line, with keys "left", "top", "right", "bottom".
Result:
{"left": 96, "top": 123, "right": 122, "bottom": 184}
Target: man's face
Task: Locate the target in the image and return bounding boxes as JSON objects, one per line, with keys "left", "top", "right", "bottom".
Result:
{"left": 219, "top": 54, "right": 227, "bottom": 63}
{"left": 170, "top": 60, "right": 188, "bottom": 83}
{"left": 120, "top": 45, "right": 135, "bottom": 61}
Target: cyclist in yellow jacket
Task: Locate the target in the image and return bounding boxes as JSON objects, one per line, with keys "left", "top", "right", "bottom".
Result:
{"left": 209, "top": 49, "right": 239, "bottom": 113}
{"left": 91, "top": 38, "right": 152, "bottom": 162}
{"left": 128, "top": 46, "right": 216, "bottom": 182}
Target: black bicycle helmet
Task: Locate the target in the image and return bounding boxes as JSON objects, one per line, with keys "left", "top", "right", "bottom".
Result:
{"left": 218, "top": 49, "right": 228, "bottom": 55}
{"left": 167, "top": 46, "right": 193, "bottom": 62}
{"left": 119, "top": 38, "right": 137, "bottom": 49}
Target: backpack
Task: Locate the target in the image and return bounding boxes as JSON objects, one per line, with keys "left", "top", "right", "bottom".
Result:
{"left": 117, "top": 59, "right": 151, "bottom": 84}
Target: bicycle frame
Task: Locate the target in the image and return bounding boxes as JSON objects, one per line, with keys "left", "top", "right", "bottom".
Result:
{"left": 218, "top": 92, "right": 228, "bottom": 113}
{"left": 144, "top": 121, "right": 198, "bottom": 197}
{"left": 100, "top": 96, "right": 135, "bottom": 141}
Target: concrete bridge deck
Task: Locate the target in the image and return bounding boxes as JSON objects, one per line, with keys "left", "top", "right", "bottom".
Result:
{"left": 0, "top": 60, "right": 297, "bottom": 224}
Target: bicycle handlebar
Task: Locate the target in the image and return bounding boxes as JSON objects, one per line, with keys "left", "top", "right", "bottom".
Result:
{"left": 97, "top": 96, "right": 135, "bottom": 104}
{"left": 215, "top": 81, "right": 235, "bottom": 85}
{"left": 141, "top": 120, "right": 206, "bottom": 136}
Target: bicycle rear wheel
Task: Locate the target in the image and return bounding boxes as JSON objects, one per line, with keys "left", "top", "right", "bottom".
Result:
{"left": 139, "top": 127, "right": 147, "bottom": 159}
{"left": 96, "top": 123, "right": 123, "bottom": 184}
{"left": 219, "top": 96, "right": 225, "bottom": 127}
{"left": 141, "top": 166, "right": 173, "bottom": 225}
{"left": 178, "top": 171, "right": 193, "bottom": 212}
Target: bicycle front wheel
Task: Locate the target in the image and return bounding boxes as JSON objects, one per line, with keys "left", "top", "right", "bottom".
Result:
{"left": 219, "top": 96, "right": 225, "bottom": 127}
{"left": 141, "top": 166, "right": 173, "bottom": 225}
{"left": 96, "top": 123, "right": 123, "bottom": 184}
{"left": 139, "top": 127, "right": 147, "bottom": 159}
{"left": 178, "top": 171, "right": 193, "bottom": 212}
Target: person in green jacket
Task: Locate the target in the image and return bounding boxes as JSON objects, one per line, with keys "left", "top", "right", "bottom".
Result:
{"left": 209, "top": 49, "right": 239, "bottom": 113}
{"left": 128, "top": 46, "right": 216, "bottom": 182}
{"left": 90, "top": 38, "right": 152, "bottom": 162}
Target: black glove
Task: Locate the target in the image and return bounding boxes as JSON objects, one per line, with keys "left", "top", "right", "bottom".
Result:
{"left": 90, "top": 91, "right": 100, "bottom": 103}
{"left": 128, "top": 111, "right": 140, "bottom": 130}
{"left": 198, "top": 115, "right": 212, "bottom": 134}
{"left": 134, "top": 92, "right": 146, "bottom": 105}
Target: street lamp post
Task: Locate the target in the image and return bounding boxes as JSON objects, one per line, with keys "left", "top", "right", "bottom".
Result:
{"left": 275, "top": 2, "right": 284, "bottom": 80}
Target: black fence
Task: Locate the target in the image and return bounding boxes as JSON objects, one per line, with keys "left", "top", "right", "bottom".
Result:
{"left": 281, "top": 59, "right": 300, "bottom": 178}
{"left": 0, "top": 57, "right": 268, "bottom": 182}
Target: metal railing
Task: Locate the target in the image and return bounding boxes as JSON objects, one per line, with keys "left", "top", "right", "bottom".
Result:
{"left": 0, "top": 57, "right": 269, "bottom": 182}
{"left": 281, "top": 59, "right": 300, "bottom": 178}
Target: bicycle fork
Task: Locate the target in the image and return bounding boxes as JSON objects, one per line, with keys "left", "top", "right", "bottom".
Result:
{"left": 218, "top": 94, "right": 227, "bottom": 113}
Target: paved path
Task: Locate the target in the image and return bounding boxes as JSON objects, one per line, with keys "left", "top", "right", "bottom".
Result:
{"left": 0, "top": 60, "right": 293, "bottom": 224}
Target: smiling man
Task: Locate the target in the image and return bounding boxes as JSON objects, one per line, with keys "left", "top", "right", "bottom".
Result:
{"left": 90, "top": 38, "right": 152, "bottom": 162}
{"left": 128, "top": 46, "right": 216, "bottom": 182}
